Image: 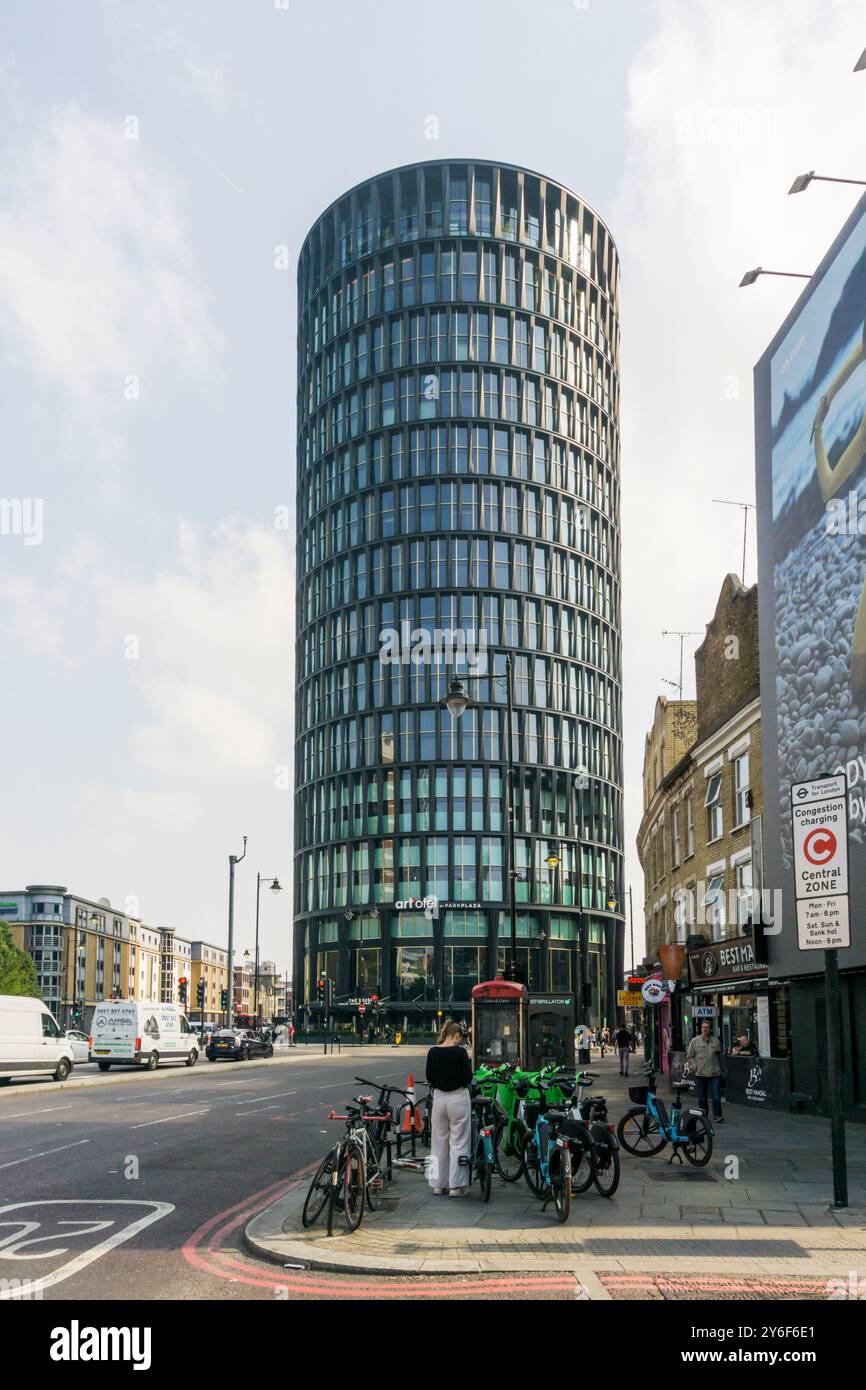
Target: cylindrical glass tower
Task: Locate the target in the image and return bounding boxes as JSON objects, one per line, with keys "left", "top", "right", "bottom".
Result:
{"left": 294, "top": 160, "right": 623, "bottom": 1031}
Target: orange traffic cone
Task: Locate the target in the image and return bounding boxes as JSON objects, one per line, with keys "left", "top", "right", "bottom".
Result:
{"left": 402, "top": 1073, "right": 415, "bottom": 1133}
{"left": 406, "top": 1072, "right": 423, "bottom": 1132}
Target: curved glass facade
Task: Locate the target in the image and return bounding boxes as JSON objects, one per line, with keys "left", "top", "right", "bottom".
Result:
{"left": 294, "top": 161, "right": 624, "bottom": 1025}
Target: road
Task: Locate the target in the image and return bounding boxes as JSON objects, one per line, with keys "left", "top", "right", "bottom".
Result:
{"left": 0, "top": 1046, "right": 436, "bottom": 1302}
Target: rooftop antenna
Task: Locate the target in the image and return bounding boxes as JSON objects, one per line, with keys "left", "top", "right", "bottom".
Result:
{"left": 712, "top": 498, "right": 755, "bottom": 584}
{"left": 661, "top": 631, "right": 702, "bottom": 701}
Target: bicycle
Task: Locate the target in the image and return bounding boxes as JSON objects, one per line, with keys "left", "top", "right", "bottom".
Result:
{"left": 454, "top": 1088, "right": 501, "bottom": 1202}
{"left": 475, "top": 1061, "right": 572, "bottom": 1183}
{"left": 616, "top": 1064, "right": 714, "bottom": 1166}
{"left": 564, "top": 1073, "right": 621, "bottom": 1197}
{"left": 516, "top": 1078, "right": 573, "bottom": 1221}
{"left": 302, "top": 1091, "right": 391, "bottom": 1234}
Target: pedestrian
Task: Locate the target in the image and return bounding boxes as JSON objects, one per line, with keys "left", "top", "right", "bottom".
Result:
{"left": 730, "top": 1033, "right": 758, "bottom": 1057}
{"left": 288, "top": 1020, "right": 295, "bottom": 1046}
{"left": 425, "top": 1020, "right": 473, "bottom": 1198}
{"left": 686, "top": 1020, "right": 724, "bottom": 1122}
{"left": 614, "top": 1023, "right": 633, "bottom": 1076}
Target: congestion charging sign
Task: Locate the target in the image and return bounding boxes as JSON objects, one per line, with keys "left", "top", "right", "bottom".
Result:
{"left": 791, "top": 774, "right": 851, "bottom": 951}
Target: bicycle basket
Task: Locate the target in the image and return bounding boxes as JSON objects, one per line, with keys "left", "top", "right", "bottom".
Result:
{"left": 628, "top": 1085, "right": 650, "bottom": 1104}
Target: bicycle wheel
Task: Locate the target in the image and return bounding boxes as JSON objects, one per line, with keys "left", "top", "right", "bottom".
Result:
{"left": 521, "top": 1132, "right": 545, "bottom": 1198}
{"left": 494, "top": 1120, "right": 526, "bottom": 1182}
{"left": 341, "top": 1140, "right": 366, "bottom": 1231}
{"left": 683, "top": 1118, "right": 714, "bottom": 1167}
{"left": 325, "top": 1140, "right": 346, "bottom": 1236}
{"left": 617, "top": 1106, "right": 667, "bottom": 1156}
{"left": 365, "top": 1140, "right": 385, "bottom": 1210}
{"left": 548, "top": 1146, "right": 572, "bottom": 1223}
{"left": 476, "top": 1141, "right": 492, "bottom": 1204}
{"left": 302, "top": 1147, "right": 338, "bottom": 1228}
{"left": 570, "top": 1138, "right": 597, "bottom": 1195}
{"left": 592, "top": 1143, "right": 621, "bottom": 1198}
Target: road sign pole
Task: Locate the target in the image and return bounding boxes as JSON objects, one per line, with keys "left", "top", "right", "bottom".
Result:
{"left": 824, "top": 947, "right": 848, "bottom": 1208}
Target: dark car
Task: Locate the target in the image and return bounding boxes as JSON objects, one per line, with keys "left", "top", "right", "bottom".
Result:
{"left": 205, "top": 1028, "right": 274, "bottom": 1062}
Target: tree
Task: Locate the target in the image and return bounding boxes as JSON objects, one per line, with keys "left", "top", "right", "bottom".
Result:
{"left": 0, "top": 922, "right": 38, "bottom": 996}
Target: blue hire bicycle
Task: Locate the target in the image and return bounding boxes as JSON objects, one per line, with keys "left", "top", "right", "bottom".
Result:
{"left": 516, "top": 1078, "right": 573, "bottom": 1222}
{"left": 616, "top": 1063, "right": 714, "bottom": 1166}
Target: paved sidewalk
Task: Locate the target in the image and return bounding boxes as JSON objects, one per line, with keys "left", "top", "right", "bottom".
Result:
{"left": 245, "top": 1054, "right": 866, "bottom": 1279}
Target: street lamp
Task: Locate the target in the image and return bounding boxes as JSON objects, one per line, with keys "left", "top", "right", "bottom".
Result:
{"left": 253, "top": 873, "right": 282, "bottom": 1026}
{"left": 441, "top": 657, "right": 519, "bottom": 981}
{"left": 225, "top": 837, "right": 247, "bottom": 1025}
{"left": 789, "top": 171, "right": 866, "bottom": 195}
{"left": 739, "top": 267, "right": 811, "bottom": 287}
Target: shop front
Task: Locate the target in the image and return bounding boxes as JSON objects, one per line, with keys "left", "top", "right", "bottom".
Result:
{"left": 673, "top": 934, "right": 792, "bottom": 1110}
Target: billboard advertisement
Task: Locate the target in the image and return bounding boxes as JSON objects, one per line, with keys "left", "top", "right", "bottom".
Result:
{"left": 755, "top": 192, "right": 866, "bottom": 976}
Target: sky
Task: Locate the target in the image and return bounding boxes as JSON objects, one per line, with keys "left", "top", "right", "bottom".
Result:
{"left": 1, "top": 0, "right": 865, "bottom": 973}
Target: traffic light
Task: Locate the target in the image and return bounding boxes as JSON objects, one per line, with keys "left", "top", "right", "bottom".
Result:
{"left": 178, "top": 976, "right": 188, "bottom": 1006}
{"left": 220, "top": 988, "right": 228, "bottom": 1010}
{"left": 327, "top": 979, "right": 336, "bottom": 1009}
{"left": 196, "top": 979, "right": 205, "bottom": 1008}
{"left": 71, "top": 1003, "right": 82, "bottom": 1025}
{"left": 316, "top": 976, "right": 325, "bottom": 1004}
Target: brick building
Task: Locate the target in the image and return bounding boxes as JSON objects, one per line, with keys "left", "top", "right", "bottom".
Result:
{"left": 637, "top": 575, "right": 784, "bottom": 1064}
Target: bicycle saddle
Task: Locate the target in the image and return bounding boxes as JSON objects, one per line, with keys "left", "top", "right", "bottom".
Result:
{"left": 672, "top": 1081, "right": 694, "bottom": 1090}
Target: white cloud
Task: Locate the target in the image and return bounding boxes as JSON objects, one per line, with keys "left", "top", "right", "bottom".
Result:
{"left": 1, "top": 517, "right": 294, "bottom": 779}
{"left": 614, "top": 0, "right": 866, "bottom": 944}
{"left": 0, "top": 104, "right": 222, "bottom": 423}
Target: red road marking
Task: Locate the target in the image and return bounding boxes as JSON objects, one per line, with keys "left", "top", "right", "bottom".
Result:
{"left": 182, "top": 1169, "right": 577, "bottom": 1297}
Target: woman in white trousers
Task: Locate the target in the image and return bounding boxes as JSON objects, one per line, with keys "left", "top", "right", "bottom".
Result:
{"left": 425, "top": 1021, "right": 473, "bottom": 1196}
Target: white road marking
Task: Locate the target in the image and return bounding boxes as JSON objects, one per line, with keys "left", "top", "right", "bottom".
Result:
{"left": 0, "top": 1140, "right": 90, "bottom": 1170}
{"left": 238, "top": 1106, "right": 280, "bottom": 1116}
{"left": 129, "top": 1109, "right": 209, "bottom": 1129}
{"left": 1, "top": 1105, "right": 75, "bottom": 1119}
{"left": 0, "top": 1200, "right": 174, "bottom": 1296}
{"left": 235, "top": 1092, "right": 297, "bottom": 1104}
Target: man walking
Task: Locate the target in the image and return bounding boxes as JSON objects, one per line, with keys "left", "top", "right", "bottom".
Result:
{"left": 686, "top": 1019, "right": 724, "bottom": 1122}
{"left": 614, "top": 1023, "right": 634, "bottom": 1076}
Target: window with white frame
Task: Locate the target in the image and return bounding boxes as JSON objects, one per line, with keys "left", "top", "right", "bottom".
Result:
{"left": 685, "top": 795, "right": 694, "bottom": 857}
{"left": 735, "top": 859, "right": 754, "bottom": 927}
{"left": 672, "top": 806, "right": 681, "bottom": 868}
{"left": 673, "top": 887, "right": 693, "bottom": 943}
{"left": 733, "top": 752, "right": 750, "bottom": 828}
{"left": 703, "top": 873, "right": 725, "bottom": 939}
{"left": 705, "top": 772, "right": 723, "bottom": 842}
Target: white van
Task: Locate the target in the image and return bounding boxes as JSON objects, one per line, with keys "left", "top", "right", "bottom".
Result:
{"left": 89, "top": 1000, "right": 198, "bottom": 1071}
{"left": 0, "top": 995, "right": 75, "bottom": 1085}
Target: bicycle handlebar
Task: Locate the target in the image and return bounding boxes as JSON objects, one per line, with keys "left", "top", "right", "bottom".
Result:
{"left": 354, "top": 1075, "right": 411, "bottom": 1097}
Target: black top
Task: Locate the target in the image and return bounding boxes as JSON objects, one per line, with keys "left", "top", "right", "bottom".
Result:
{"left": 614, "top": 1028, "right": 633, "bottom": 1048}
{"left": 426, "top": 1044, "right": 472, "bottom": 1092}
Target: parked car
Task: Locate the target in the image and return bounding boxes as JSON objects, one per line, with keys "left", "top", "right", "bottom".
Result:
{"left": 64, "top": 1028, "right": 91, "bottom": 1064}
{"left": 0, "top": 996, "right": 74, "bottom": 1085}
{"left": 205, "top": 1028, "right": 274, "bottom": 1062}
